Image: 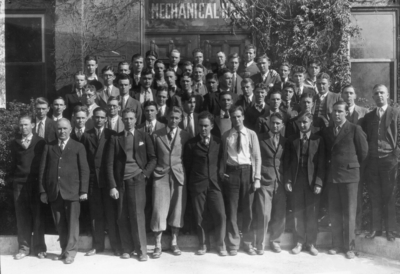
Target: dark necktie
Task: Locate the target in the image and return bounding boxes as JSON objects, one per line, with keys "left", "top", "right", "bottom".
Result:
{"left": 168, "top": 131, "right": 173, "bottom": 143}
{"left": 147, "top": 123, "right": 153, "bottom": 134}
{"left": 236, "top": 130, "right": 241, "bottom": 153}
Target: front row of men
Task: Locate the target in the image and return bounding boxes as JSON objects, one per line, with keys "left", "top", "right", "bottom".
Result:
{"left": 10, "top": 84, "right": 397, "bottom": 264}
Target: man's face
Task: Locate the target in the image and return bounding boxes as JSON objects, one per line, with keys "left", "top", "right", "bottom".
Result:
{"left": 118, "top": 64, "right": 131, "bottom": 75}
{"left": 222, "top": 73, "right": 233, "bottom": 89}
{"left": 308, "top": 63, "right": 321, "bottom": 78}
{"left": 82, "top": 90, "right": 96, "bottom": 106}
{"left": 220, "top": 94, "right": 232, "bottom": 111}
{"left": 183, "top": 65, "right": 193, "bottom": 75}
{"left": 269, "top": 94, "right": 282, "bottom": 110}
{"left": 279, "top": 65, "right": 290, "bottom": 79}
{"left": 183, "top": 98, "right": 196, "bottom": 114}
{"left": 244, "top": 48, "right": 256, "bottom": 63}
{"left": 102, "top": 70, "right": 115, "bottom": 86}
{"left": 75, "top": 75, "right": 87, "bottom": 89}
{"left": 242, "top": 82, "right": 254, "bottom": 98}
{"left": 193, "top": 67, "right": 204, "bottom": 82}
{"left": 35, "top": 103, "right": 49, "bottom": 120}
{"left": 257, "top": 58, "right": 269, "bottom": 74}
{"left": 228, "top": 57, "right": 240, "bottom": 73}
{"left": 372, "top": 86, "right": 389, "bottom": 107}
{"left": 167, "top": 111, "right": 182, "bottom": 129}
{"left": 341, "top": 87, "right": 357, "bottom": 106}
{"left": 132, "top": 58, "right": 144, "bottom": 74}
{"left": 154, "top": 63, "right": 165, "bottom": 78}
{"left": 52, "top": 99, "right": 66, "bottom": 117}
{"left": 19, "top": 118, "right": 34, "bottom": 136}
{"left": 141, "top": 73, "right": 153, "bottom": 89}
{"left": 86, "top": 60, "right": 98, "bottom": 75}
{"left": 293, "top": 73, "right": 304, "bottom": 86}
{"left": 194, "top": 52, "right": 204, "bottom": 65}
{"left": 206, "top": 79, "right": 219, "bottom": 92}
{"left": 75, "top": 111, "right": 87, "bottom": 129}
{"left": 317, "top": 78, "right": 330, "bottom": 95}
{"left": 170, "top": 52, "right": 180, "bottom": 67}
{"left": 269, "top": 116, "right": 283, "bottom": 134}
{"left": 144, "top": 105, "right": 158, "bottom": 121}
{"left": 254, "top": 88, "right": 267, "bottom": 103}
{"left": 301, "top": 97, "right": 314, "bottom": 112}
{"left": 107, "top": 100, "right": 120, "bottom": 117}
{"left": 57, "top": 120, "right": 72, "bottom": 141}
{"left": 93, "top": 110, "right": 107, "bottom": 128}
{"left": 283, "top": 88, "right": 294, "bottom": 101}
{"left": 122, "top": 111, "right": 136, "bottom": 130}
{"left": 199, "top": 118, "right": 213, "bottom": 137}
{"left": 231, "top": 110, "right": 244, "bottom": 129}
{"left": 119, "top": 79, "right": 131, "bottom": 95}
{"left": 331, "top": 104, "right": 348, "bottom": 125}
{"left": 296, "top": 116, "right": 312, "bottom": 133}
{"left": 146, "top": 55, "right": 157, "bottom": 69}
{"left": 180, "top": 76, "right": 192, "bottom": 92}
{"left": 157, "top": 90, "right": 168, "bottom": 106}
{"left": 217, "top": 52, "right": 226, "bottom": 66}
{"left": 165, "top": 71, "right": 177, "bottom": 87}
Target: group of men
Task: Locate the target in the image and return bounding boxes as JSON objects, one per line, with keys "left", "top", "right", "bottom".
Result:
{"left": 9, "top": 45, "right": 399, "bottom": 265}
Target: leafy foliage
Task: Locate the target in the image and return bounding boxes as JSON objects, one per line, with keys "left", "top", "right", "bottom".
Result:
{"left": 222, "top": 0, "right": 360, "bottom": 93}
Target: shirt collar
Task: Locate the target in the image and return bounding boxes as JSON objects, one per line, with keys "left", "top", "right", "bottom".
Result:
{"left": 348, "top": 104, "right": 355, "bottom": 114}
{"left": 246, "top": 61, "right": 254, "bottom": 67}
{"left": 75, "top": 127, "right": 85, "bottom": 134}
{"left": 335, "top": 120, "right": 347, "bottom": 129}
{"left": 246, "top": 93, "right": 254, "bottom": 102}
{"left": 123, "top": 94, "right": 130, "bottom": 99}
{"left": 52, "top": 115, "right": 63, "bottom": 121}
{"left": 58, "top": 137, "right": 70, "bottom": 146}
{"left": 379, "top": 104, "right": 388, "bottom": 112}
{"left": 301, "top": 131, "right": 312, "bottom": 140}
{"left": 319, "top": 92, "right": 328, "bottom": 100}
{"left": 167, "top": 126, "right": 177, "bottom": 135}
{"left": 22, "top": 133, "right": 33, "bottom": 141}
{"left": 37, "top": 117, "right": 47, "bottom": 124}
{"left": 110, "top": 115, "right": 118, "bottom": 122}
{"left": 96, "top": 126, "right": 104, "bottom": 135}
{"left": 125, "top": 128, "right": 135, "bottom": 136}
{"left": 200, "top": 134, "right": 211, "bottom": 142}
{"left": 146, "top": 119, "right": 157, "bottom": 128}
{"left": 261, "top": 71, "right": 269, "bottom": 78}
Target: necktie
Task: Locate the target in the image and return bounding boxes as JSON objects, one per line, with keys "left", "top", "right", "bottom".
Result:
{"left": 378, "top": 107, "right": 384, "bottom": 118}
{"left": 77, "top": 89, "right": 82, "bottom": 98}
{"left": 233, "top": 74, "right": 237, "bottom": 92}
{"left": 202, "top": 137, "right": 209, "bottom": 147}
{"left": 188, "top": 114, "right": 195, "bottom": 137}
{"left": 22, "top": 138, "right": 29, "bottom": 149}
{"left": 77, "top": 128, "right": 82, "bottom": 140}
{"left": 144, "top": 90, "right": 149, "bottom": 102}
{"left": 334, "top": 126, "right": 340, "bottom": 137}
{"left": 273, "top": 134, "right": 279, "bottom": 149}
{"left": 59, "top": 140, "right": 65, "bottom": 151}
{"left": 147, "top": 123, "right": 153, "bottom": 134}
{"left": 122, "top": 96, "right": 126, "bottom": 109}
{"left": 223, "top": 112, "right": 229, "bottom": 119}
{"left": 236, "top": 130, "right": 241, "bottom": 153}
{"left": 97, "top": 129, "right": 102, "bottom": 140}
{"left": 302, "top": 133, "right": 307, "bottom": 143}
{"left": 255, "top": 104, "right": 263, "bottom": 112}
{"left": 38, "top": 121, "right": 44, "bottom": 138}
{"left": 168, "top": 131, "right": 173, "bottom": 143}
{"left": 107, "top": 86, "right": 112, "bottom": 97}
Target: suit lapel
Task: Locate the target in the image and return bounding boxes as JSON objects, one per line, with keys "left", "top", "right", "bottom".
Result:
{"left": 385, "top": 106, "right": 393, "bottom": 130}
{"left": 333, "top": 121, "right": 350, "bottom": 147}
{"left": 173, "top": 127, "right": 182, "bottom": 150}
{"left": 160, "top": 127, "right": 171, "bottom": 151}
{"left": 264, "top": 136, "right": 276, "bottom": 152}
{"left": 117, "top": 134, "right": 127, "bottom": 155}
{"left": 294, "top": 138, "right": 301, "bottom": 162}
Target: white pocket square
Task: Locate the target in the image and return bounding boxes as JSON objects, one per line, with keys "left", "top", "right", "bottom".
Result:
{"left": 139, "top": 141, "right": 144, "bottom": 146}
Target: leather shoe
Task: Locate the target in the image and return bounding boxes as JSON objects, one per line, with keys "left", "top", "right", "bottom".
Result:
{"left": 270, "top": 242, "right": 282, "bottom": 253}
{"left": 14, "top": 253, "right": 28, "bottom": 260}
{"left": 328, "top": 248, "right": 341, "bottom": 255}
{"left": 387, "top": 231, "right": 396, "bottom": 242}
{"left": 291, "top": 243, "right": 302, "bottom": 255}
{"left": 37, "top": 252, "right": 47, "bottom": 259}
{"left": 171, "top": 245, "right": 181, "bottom": 256}
{"left": 256, "top": 249, "right": 264, "bottom": 255}
{"left": 346, "top": 251, "right": 355, "bottom": 259}
{"left": 309, "top": 245, "right": 318, "bottom": 256}
{"left": 153, "top": 247, "right": 162, "bottom": 259}
{"left": 120, "top": 253, "right": 130, "bottom": 259}
{"left": 228, "top": 250, "right": 237, "bottom": 256}
{"left": 196, "top": 245, "right": 207, "bottom": 255}
{"left": 86, "top": 249, "right": 97, "bottom": 256}
{"left": 365, "top": 230, "right": 382, "bottom": 239}
{"left": 64, "top": 256, "right": 74, "bottom": 264}
{"left": 139, "top": 254, "right": 148, "bottom": 262}
{"left": 52, "top": 254, "right": 65, "bottom": 261}
{"left": 218, "top": 250, "right": 228, "bottom": 256}
{"left": 245, "top": 247, "right": 256, "bottom": 256}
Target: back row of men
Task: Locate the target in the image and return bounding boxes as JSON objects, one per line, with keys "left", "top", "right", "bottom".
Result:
{"left": 11, "top": 46, "right": 398, "bottom": 264}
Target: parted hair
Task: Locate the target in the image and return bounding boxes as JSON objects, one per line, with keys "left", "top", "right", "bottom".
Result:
{"left": 35, "top": 97, "right": 49, "bottom": 107}
{"left": 101, "top": 65, "right": 115, "bottom": 75}
{"left": 198, "top": 111, "right": 215, "bottom": 125}
{"left": 122, "top": 107, "right": 137, "bottom": 117}
{"left": 291, "top": 65, "right": 306, "bottom": 74}
{"left": 229, "top": 105, "right": 244, "bottom": 116}
{"left": 73, "top": 105, "right": 89, "bottom": 116}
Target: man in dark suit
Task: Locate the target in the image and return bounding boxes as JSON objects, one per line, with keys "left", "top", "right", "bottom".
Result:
{"left": 166, "top": 49, "right": 183, "bottom": 87}
{"left": 137, "top": 101, "right": 166, "bottom": 134}
{"left": 70, "top": 105, "right": 88, "bottom": 142}
{"left": 280, "top": 82, "right": 299, "bottom": 118}
{"left": 244, "top": 83, "right": 269, "bottom": 131}
{"left": 314, "top": 73, "right": 341, "bottom": 126}
{"left": 33, "top": 97, "right": 57, "bottom": 143}
{"left": 235, "top": 78, "right": 256, "bottom": 113}
{"left": 361, "top": 84, "right": 399, "bottom": 242}
{"left": 181, "top": 95, "right": 200, "bottom": 138}
{"left": 130, "top": 54, "right": 144, "bottom": 93}
{"left": 59, "top": 71, "right": 85, "bottom": 120}
{"left": 85, "top": 55, "right": 103, "bottom": 91}
{"left": 39, "top": 119, "right": 89, "bottom": 264}
{"left": 203, "top": 73, "right": 221, "bottom": 115}
{"left": 180, "top": 73, "right": 204, "bottom": 114}
{"left": 11, "top": 114, "right": 47, "bottom": 260}
{"left": 211, "top": 92, "right": 233, "bottom": 138}
{"left": 255, "top": 112, "right": 287, "bottom": 255}
{"left": 192, "top": 64, "right": 208, "bottom": 97}
{"left": 81, "top": 107, "right": 121, "bottom": 257}
{"left": 304, "top": 58, "right": 321, "bottom": 90}
{"left": 227, "top": 53, "right": 243, "bottom": 95}
{"left": 291, "top": 66, "right": 316, "bottom": 104}
{"left": 214, "top": 51, "right": 227, "bottom": 77}
{"left": 322, "top": 101, "right": 368, "bottom": 259}
{"left": 118, "top": 73, "right": 142, "bottom": 125}
{"left": 155, "top": 86, "right": 169, "bottom": 125}
{"left": 165, "top": 69, "right": 182, "bottom": 109}
{"left": 96, "top": 65, "right": 120, "bottom": 110}
{"left": 274, "top": 62, "right": 291, "bottom": 91}
{"left": 238, "top": 44, "right": 260, "bottom": 78}
{"left": 50, "top": 97, "right": 67, "bottom": 121}
{"left": 256, "top": 90, "right": 288, "bottom": 134}
{"left": 133, "top": 69, "right": 157, "bottom": 105}
{"left": 284, "top": 112, "right": 325, "bottom": 256}
{"left": 106, "top": 96, "right": 125, "bottom": 133}
{"left": 183, "top": 111, "right": 227, "bottom": 256}
{"left": 106, "top": 107, "right": 157, "bottom": 262}
{"left": 250, "top": 55, "right": 281, "bottom": 88}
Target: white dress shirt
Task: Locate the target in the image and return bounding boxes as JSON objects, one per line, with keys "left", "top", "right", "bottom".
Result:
{"left": 139, "top": 87, "right": 154, "bottom": 104}
{"left": 227, "top": 127, "right": 251, "bottom": 166}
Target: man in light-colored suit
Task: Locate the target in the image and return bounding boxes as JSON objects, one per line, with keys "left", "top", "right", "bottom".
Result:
{"left": 118, "top": 74, "right": 142, "bottom": 125}
{"left": 228, "top": 53, "right": 243, "bottom": 95}
{"left": 96, "top": 65, "right": 120, "bottom": 109}
{"left": 106, "top": 96, "right": 125, "bottom": 133}
{"left": 314, "top": 73, "right": 341, "bottom": 127}
{"left": 151, "top": 106, "right": 191, "bottom": 258}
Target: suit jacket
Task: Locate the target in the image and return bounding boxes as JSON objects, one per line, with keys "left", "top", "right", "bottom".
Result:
{"left": 256, "top": 108, "right": 288, "bottom": 135}
{"left": 235, "top": 94, "right": 255, "bottom": 114}
{"left": 70, "top": 127, "right": 86, "bottom": 142}
{"left": 180, "top": 112, "right": 199, "bottom": 138}
{"left": 203, "top": 92, "right": 221, "bottom": 116}
{"left": 61, "top": 86, "right": 83, "bottom": 120}
{"left": 279, "top": 100, "right": 299, "bottom": 119}
{"left": 238, "top": 61, "right": 260, "bottom": 78}
{"left": 39, "top": 138, "right": 89, "bottom": 202}
{"left": 10, "top": 134, "right": 46, "bottom": 185}
{"left": 231, "top": 73, "right": 243, "bottom": 95}
{"left": 184, "top": 134, "right": 222, "bottom": 193}
{"left": 106, "top": 116, "right": 125, "bottom": 133}
{"left": 321, "top": 121, "right": 368, "bottom": 184}
{"left": 347, "top": 104, "right": 369, "bottom": 125}
{"left": 33, "top": 118, "right": 58, "bottom": 144}
{"left": 96, "top": 86, "right": 120, "bottom": 109}
{"left": 273, "top": 78, "right": 292, "bottom": 91}
{"left": 283, "top": 132, "right": 325, "bottom": 187}
{"left": 129, "top": 73, "right": 142, "bottom": 93}
{"left": 119, "top": 95, "right": 143, "bottom": 125}
{"left": 244, "top": 104, "right": 267, "bottom": 131}
{"left": 106, "top": 130, "right": 157, "bottom": 189}
{"left": 314, "top": 91, "right": 341, "bottom": 123}
{"left": 192, "top": 83, "right": 208, "bottom": 97}
{"left": 258, "top": 132, "right": 286, "bottom": 187}
{"left": 82, "top": 128, "right": 116, "bottom": 188}
{"left": 293, "top": 86, "right": 317, "bottom": 104}
{"left": 132, "top": 87, "right": 157, "bottom": 105}
{"left": 137, "top": 120, "right": 166, "bottom": 134}
{"left": 250, "top": 71, "right": 282, "bottom": 88}
{"left": 284, "top": 117, "right": 326, "bottom": 139}
{"left": 167, "top": 87, "right": 183, "bottom": 108}
{"left": 152, "top": 127, "right": 191, "bottom": 185}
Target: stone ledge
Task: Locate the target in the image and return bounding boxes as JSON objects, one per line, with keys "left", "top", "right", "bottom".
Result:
{"left": 355, "top": 233, "right": 400, "bottom": 261}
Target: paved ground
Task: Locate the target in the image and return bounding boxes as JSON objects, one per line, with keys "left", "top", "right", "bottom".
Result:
{"left": 1, "top": 247, "right": 400, "bottom": 274}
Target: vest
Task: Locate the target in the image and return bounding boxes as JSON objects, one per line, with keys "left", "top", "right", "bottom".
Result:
{"left": 368, "top": 111, "right": 393, "bottom": 158}
{"left": 124, "top": 133, "right": 142, "bottom": 180}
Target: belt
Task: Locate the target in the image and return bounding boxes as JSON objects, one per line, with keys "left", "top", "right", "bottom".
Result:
{"left": 226, "top": 164, "right": 251, "bottom": 171}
